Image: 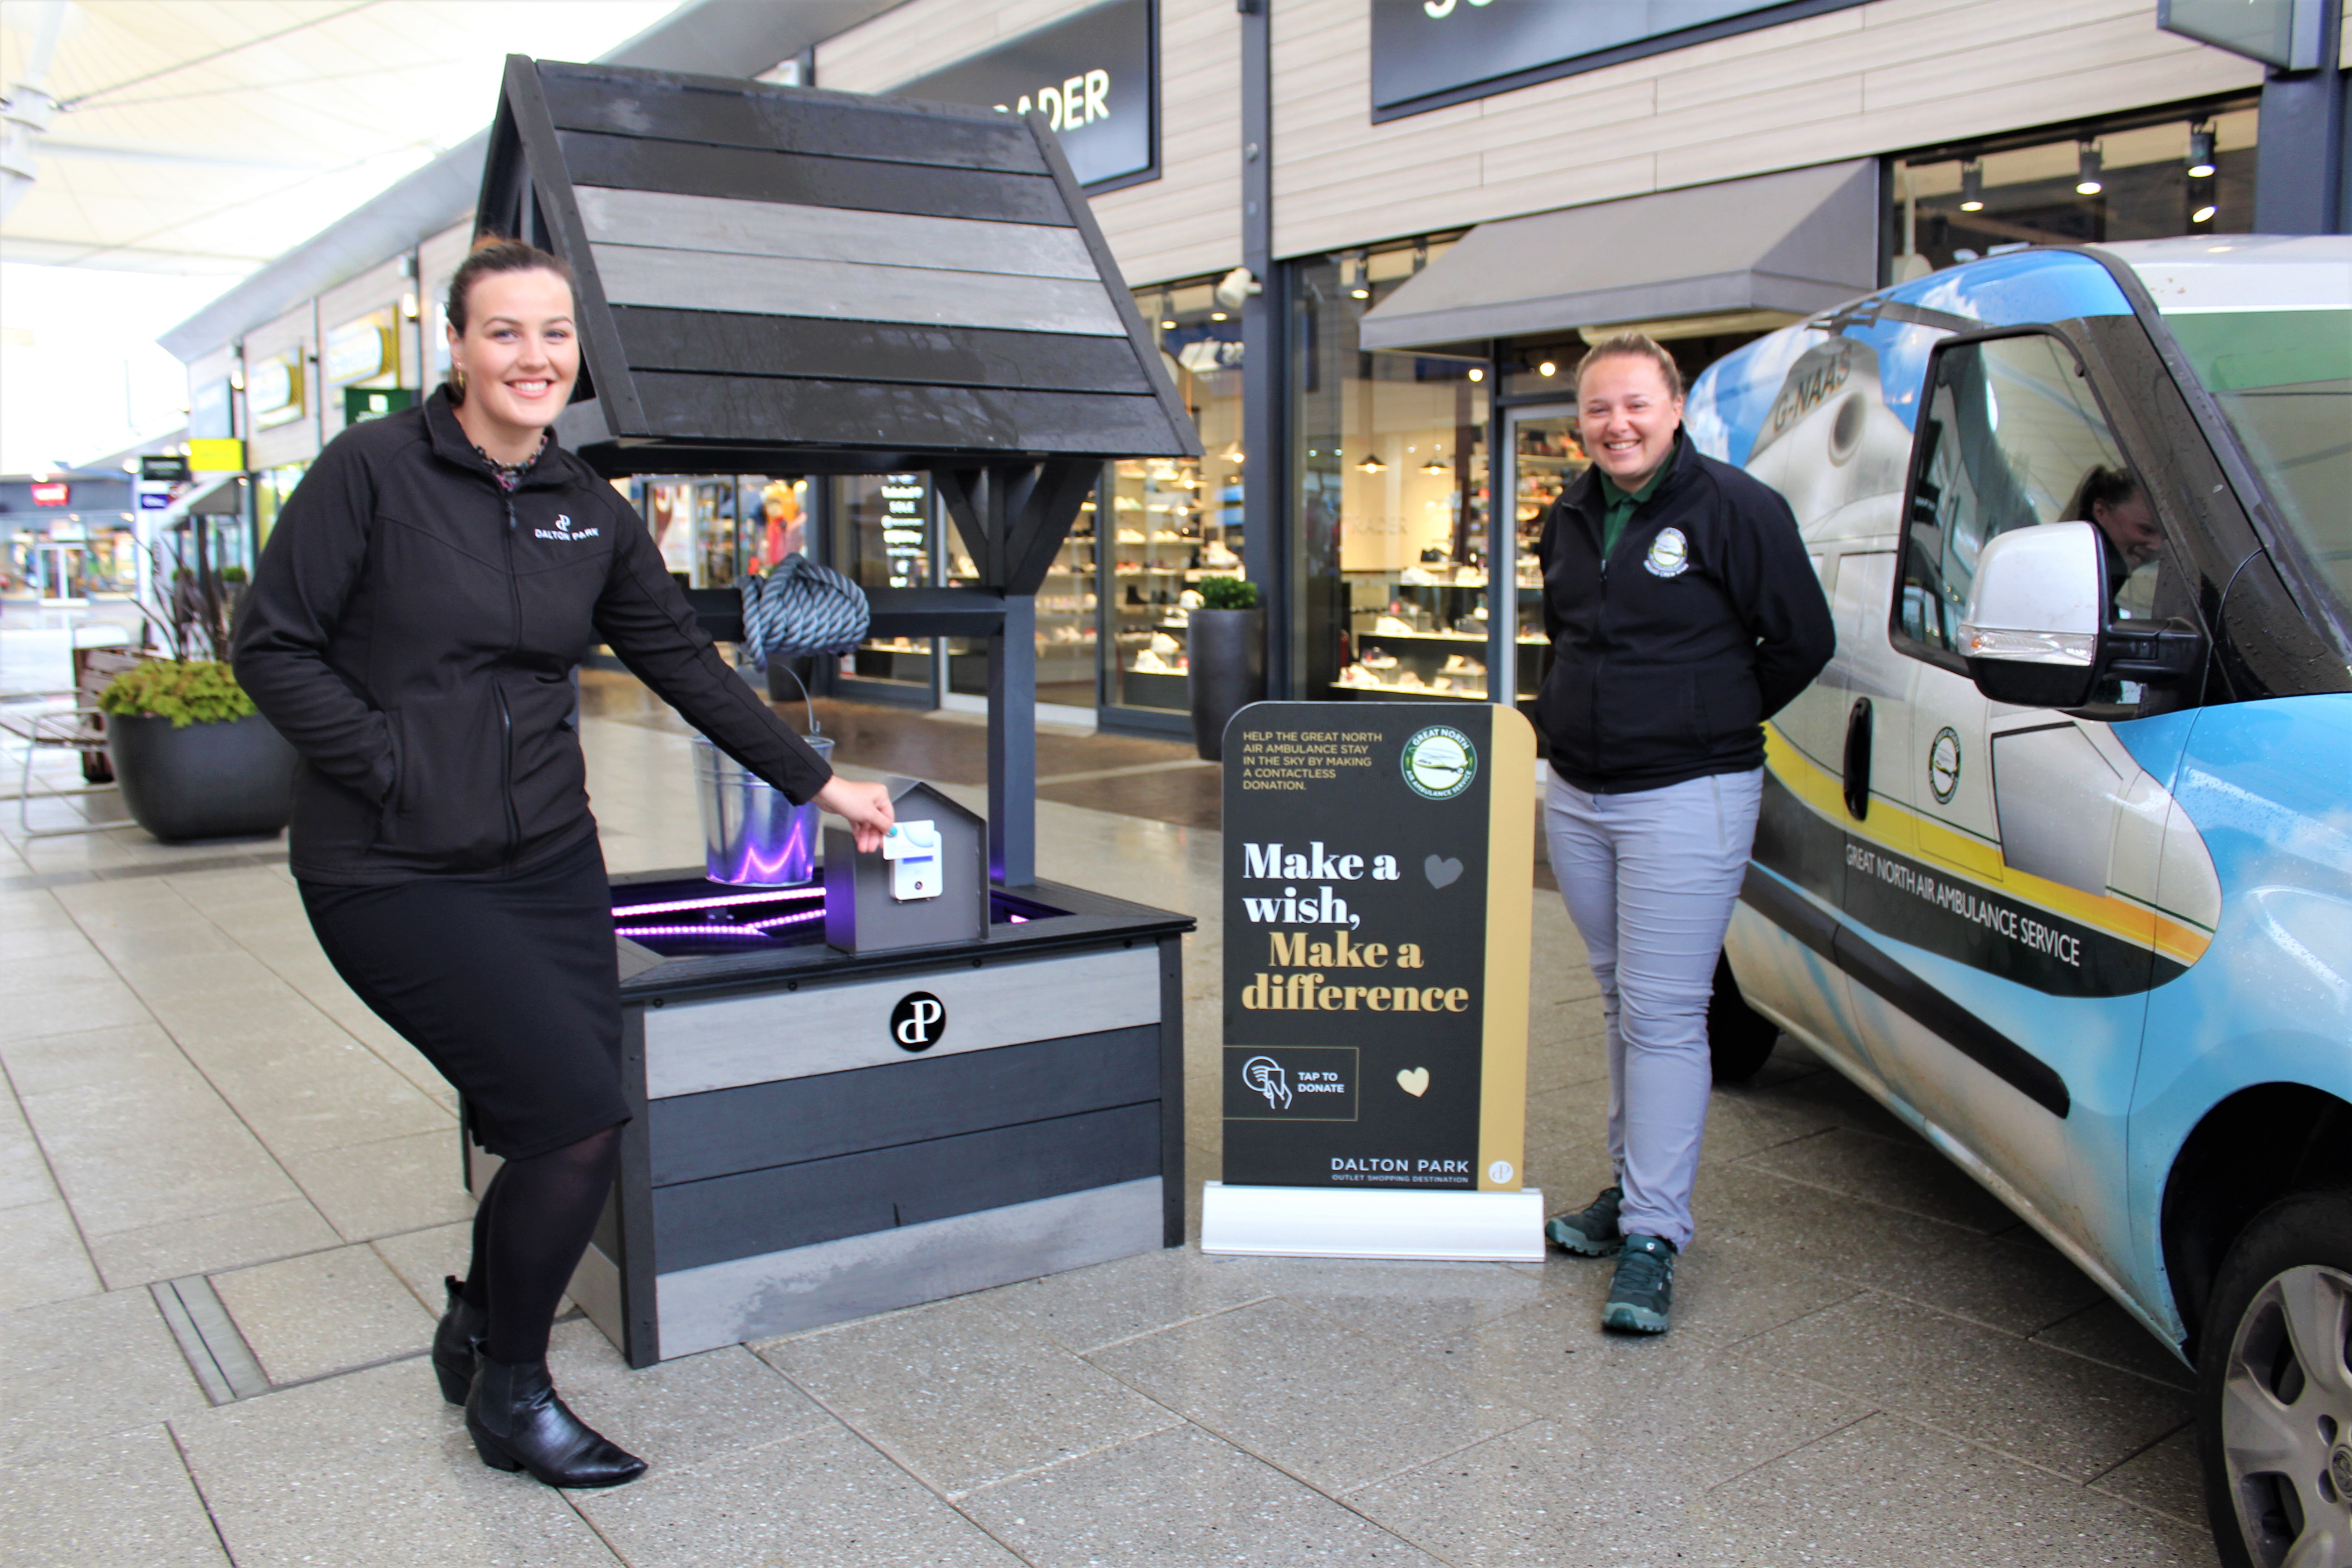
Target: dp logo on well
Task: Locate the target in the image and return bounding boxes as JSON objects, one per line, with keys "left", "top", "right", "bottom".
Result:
{"left": 891, "top": 991, "right": 946, "bottom": 1052}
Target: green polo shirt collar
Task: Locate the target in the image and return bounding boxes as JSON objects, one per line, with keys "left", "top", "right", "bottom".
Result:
{"left": 1596, "top": 432, "right": 1679, "bottom": 558}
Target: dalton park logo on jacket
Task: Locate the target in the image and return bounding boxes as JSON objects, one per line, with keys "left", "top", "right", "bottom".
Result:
{"left": 534, "top": 514, "right": 600, "bottom": 542}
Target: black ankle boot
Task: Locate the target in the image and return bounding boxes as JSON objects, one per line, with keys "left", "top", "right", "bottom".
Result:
{"left": 432, "top": 1278, "right": 485, "bottom": 1406}
{"left": 465, "top": 1352, "right": 645, "bottom": 1488}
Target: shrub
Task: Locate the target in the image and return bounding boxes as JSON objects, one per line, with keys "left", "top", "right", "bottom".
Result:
{"left": 97, "top": 659, "right": 256, "bottom": 728}
{"left": 1197, "top": 576, "right": 1259, "bottom": 610}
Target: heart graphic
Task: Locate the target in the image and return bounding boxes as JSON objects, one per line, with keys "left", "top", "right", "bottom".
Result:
{"left": 1396, "top": 1067, "right": 1430, "bottom": 1097}
{"left": 1423, "top": 854, "right": 1464, "bottom": 889}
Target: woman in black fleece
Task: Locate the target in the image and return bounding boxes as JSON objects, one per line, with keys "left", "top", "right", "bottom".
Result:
{"left": 234, "top": 238, "right": 893, "bottom": 1486}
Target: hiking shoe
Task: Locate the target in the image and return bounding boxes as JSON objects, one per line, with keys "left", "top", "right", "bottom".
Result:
{"left": 1545, "top": 1185, "right": 1623, "bottom": 1256}
{"left": 1602, "top": 1234, "right": 1677, "bottom": 1333}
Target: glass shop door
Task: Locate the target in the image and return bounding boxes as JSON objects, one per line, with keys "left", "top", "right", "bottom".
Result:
{"left": 1492, "top": 404, "right": 1587, "bottom": 711}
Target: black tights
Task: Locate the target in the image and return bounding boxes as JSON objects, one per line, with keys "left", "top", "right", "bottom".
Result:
{"left": 461, "top": 1125, "right": 621, "bottom": 1364}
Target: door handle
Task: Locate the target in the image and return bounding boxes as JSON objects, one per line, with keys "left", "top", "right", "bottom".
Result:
{"left": 1842, "top": 698, "right": 1872, "bottom": 820}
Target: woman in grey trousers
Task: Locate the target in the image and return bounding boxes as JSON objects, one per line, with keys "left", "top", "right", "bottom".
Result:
{"left": 1533, "top": 332, "right": 1834, "bottom": 1333}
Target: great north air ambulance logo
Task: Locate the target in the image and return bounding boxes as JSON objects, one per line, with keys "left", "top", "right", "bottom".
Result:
{"left": 1645, "top": 526, "right": 1690, "bottom": 578}
{"left": 1402, "top": 725, "right": 1476, "bottom": 800}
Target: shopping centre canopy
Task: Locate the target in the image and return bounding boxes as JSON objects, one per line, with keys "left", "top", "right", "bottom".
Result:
{"left": 1357, "top": 160, "right": 1880, "bottom": 351}
{"left": 481, "top": 55, "right": 1198, "bottom": 480}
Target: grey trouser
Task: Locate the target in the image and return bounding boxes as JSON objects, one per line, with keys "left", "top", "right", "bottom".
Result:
{"left": 1544, "top": 766, "right": 1764, "bottom": 1249}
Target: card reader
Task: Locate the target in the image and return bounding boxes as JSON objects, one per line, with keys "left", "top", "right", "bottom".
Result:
{"left": 881, "top": 820, "right": 942, "bottom": 901}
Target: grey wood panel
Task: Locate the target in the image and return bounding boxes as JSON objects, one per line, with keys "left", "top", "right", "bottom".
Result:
{"left": 557, "top": 131, "right": 1071, "bottom": 226}
{"left": 539, "top": 67, "right": 1047, "bottom": 176}
{"left": 649, "top": 1025, "right": 1159, "bottom": 1187}
{"left": 642, "top": 943, "right": 1161, "bottom": 1099}
{"left": 610, "top": 309, "right": 1150, "bottom": 395}
{"left": 653, "top": 1102, "right": 1161, "bottom": 1271}
{"left": 591, "top": 244, "right": 1128, "bottom": 338}
{"left": 637, "top": 372, "right": 1184, "bottom": 459}
{"left": 576, "top": 186, "right": 1097, "bottom": 281}
{"left": 654, "top": 1177, "right": 1162, "bottom": 1358}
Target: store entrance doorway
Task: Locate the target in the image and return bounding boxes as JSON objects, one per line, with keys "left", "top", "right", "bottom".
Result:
{"left": 1494, "top": 403, "right": 1586, "bottom": 710}
{"left": 33, "top": 543, "right": 89, "bottom": 603}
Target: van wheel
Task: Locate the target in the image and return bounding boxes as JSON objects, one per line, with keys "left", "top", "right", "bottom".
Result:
{"left": 2197, "top": 1190, "right": 2352, "bottom": 1568}
{"left": 1707, "top": 952, "right": 1777, "bottom": 1082}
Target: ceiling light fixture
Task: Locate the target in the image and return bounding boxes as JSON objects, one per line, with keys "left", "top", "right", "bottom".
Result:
{"left": 1466, "top": 366, "right": 1485, "bottom": 382}
{"left": 2191, "top": 203, "right": 2218, "bottom": 224}
{"left": 1209, "top": 310, "right": 1227, "bottom": 321}
{"left": 1347, "top": 250, "right": 1370, "bottom": 300}
{"left": 1159, "top": 288, "right": 1176, "bottom": 329}
{"left": 1421, "top": 456, "right": 1450, "bottom": 475}
{"left": 1538, "top": 360, "right": 1557, "bottom": 377}
{"left": 1959, "top": 160, "right": 1984, "bottom": 213}
{"left": 1356, "top": 452, "right": 1387, "bottom": 473}
{"left": 2187, "top": 125, "right": 2217, "bottom": 180}
{"left": 2076, "top": 142, "right": 2102, "bottom": 196}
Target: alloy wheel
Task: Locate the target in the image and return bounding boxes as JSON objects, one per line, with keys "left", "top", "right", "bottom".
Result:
{"left": 2222, "top": 1264, "right": 2352, "bottom": 1568}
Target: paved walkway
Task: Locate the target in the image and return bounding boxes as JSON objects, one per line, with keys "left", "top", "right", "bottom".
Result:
{"left": 1, "top": 700, "right": 2216, "bottom": 1565}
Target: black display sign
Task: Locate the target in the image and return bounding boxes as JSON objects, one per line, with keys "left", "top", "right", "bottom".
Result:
{"left": 1368, "top": 0, "right": 1863, "bottom": 119}
{"left": 138, "top": 453, "right": 191, "bottom": 483}
{"left": 893, "top": 0, "right": 1156, "bottom": 191}
{"left": 1221, "top": 702, "right": 1534, "bottom": 1193}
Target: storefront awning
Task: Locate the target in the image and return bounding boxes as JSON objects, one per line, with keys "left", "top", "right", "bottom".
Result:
{"left": 1358, "top": 160, "right": 1879, "bottom": 352}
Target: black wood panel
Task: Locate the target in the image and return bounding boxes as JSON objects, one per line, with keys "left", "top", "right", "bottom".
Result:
{"left": 558, "top": 132, "right": 1071, "bottom": 226}
{"left": 650, "top": 1026, "right": 1159, "bottom": 1187}
{"left": 653, "top": 1103, "right": 1161, "bottom": 1272}
{"left": 539, "top": 69, "right": 1047, "bottom": 176}
{"left": 612, "top": 309, "right": 1153, "bottom": 397}
{"left": 637, "top": 372, "right": 1184, "bottom": 458}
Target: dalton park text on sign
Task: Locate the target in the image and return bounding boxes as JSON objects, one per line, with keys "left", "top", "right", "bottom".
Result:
{"left": 1214, "top": 704, "right": 1538, "bottom": 1248}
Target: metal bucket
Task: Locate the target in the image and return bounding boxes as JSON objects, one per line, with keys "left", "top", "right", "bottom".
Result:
{"left": 693, "top": 735, "right": 834, "bottom": 886}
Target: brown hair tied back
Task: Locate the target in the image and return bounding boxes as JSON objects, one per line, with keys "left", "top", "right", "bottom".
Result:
{"left": 2066, "top": 463, "right": 2141, "bottom": 521}
{"left": 442, "top": 235, "right": 575, "bottom": 402}
{"left": 1573, "top": 331, "right": 1684, "bottom": 400}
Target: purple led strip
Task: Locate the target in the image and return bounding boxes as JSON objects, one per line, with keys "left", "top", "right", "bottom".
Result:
{"left": 612, "top": 887, "right": 822, "bottom": 918}
{"left": 614, "top": 924, "right": 774, "bottom": 941}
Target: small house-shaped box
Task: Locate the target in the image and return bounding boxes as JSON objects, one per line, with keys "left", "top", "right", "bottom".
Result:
{"left": 824, "top": 779, "right": 987, "bottom": 953}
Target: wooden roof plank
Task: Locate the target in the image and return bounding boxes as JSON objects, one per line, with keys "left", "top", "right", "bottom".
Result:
{"left": 574, "top": 186, "right": 1098, "bottom": 281}
{"left": 557, "top": 130, "right": 1072, "bottom": 226}
{"left": 637, "top": 372, "right": 1188, "bottom": 458}
{"left": 592, "top": 244, "right": 1129, "bottom": 338}
{"left": 610, "top": 309, "right": 1156, "bottom": 395}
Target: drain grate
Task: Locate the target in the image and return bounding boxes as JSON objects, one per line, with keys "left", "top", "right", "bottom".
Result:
{"left": 152, "top": 1275, "right": 271, "bottom": 1404}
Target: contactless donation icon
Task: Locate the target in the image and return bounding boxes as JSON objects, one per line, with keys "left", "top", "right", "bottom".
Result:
{"left": 1401, "top": 725, "right": 1477, "bottom": 800}
{"left": 1243, "top": 1055, "right": 1290, "bottom": 1110}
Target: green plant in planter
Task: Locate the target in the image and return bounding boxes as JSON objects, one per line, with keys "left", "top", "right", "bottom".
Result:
{"left": 98, "top": 659, "right": 255, "bottom": 728}
{"left": 1197, "top": 576, "right": 1259, "bottom": 610}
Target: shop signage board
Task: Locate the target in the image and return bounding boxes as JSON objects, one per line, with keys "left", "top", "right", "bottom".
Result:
{"left": 1369, "top": 0, "right": 1865, "bottom": 118}
{"left": 344, "top": 387, "right": 415, "bottom": 426}
{"left": 880, "top": 472, "right": 930, "bottom": 587}
{"left": 30, "top": 482, "right": 69, "bottom": 506}
{"left": 893, "top": 0, "right": 1156, "bottom": 191}
{"left": 1202, "top": 701, "right": 1544, "bottom": 1261}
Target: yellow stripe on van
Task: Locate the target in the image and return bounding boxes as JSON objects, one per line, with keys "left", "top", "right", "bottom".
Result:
{"left": 1762, "top": 724, "right": 2213, "bottom": 969}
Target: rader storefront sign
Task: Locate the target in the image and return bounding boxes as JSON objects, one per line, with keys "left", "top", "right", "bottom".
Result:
{"left": 892, "top": 0, "right": 1156, "bottom": 191}
{"left": 1205, "top": 702, "right": 1543, "bottom": 1261}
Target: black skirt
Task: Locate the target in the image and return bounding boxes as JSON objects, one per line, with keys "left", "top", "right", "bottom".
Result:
{"left": 299, "top": 830, "right": 628, "bottom": 1160}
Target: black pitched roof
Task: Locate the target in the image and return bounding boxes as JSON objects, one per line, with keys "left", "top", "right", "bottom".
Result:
{"left": 478, "top": 55, "right": 1200, "bottom": 475}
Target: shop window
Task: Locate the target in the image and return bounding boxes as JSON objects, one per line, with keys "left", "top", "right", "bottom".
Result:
{"left": 837, "top": 472, "right": 935, "bottom": 690}
{"left": 642, "top": 478, "right": 741, "bottom": 590}
{"left": 1890, "top": 103, "right": 2256, "bottom": 277}
{"left": 254, "top": 461, "right": 309, "bottom": 548}
{"left": 1104, "top": 276, "right": 1246, "bottom": 715}
{"left": 1290, "top": 239, "right": 1489, "bottom": 705}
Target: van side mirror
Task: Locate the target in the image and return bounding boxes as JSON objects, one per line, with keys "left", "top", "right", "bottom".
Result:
{"left": 1957, "top": 521, "right": 2204, "bottom": 708}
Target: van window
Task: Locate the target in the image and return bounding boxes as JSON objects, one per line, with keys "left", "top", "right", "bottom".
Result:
{"left": 1896, "top": 333, "right": 2157, "bottom": 657}
{"left": 2165, "top": 307, "right": 2352, "bottom": 613}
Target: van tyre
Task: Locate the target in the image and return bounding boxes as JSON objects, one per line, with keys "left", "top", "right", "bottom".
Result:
{"left": 1707, "top": 952, "right": 1778, "bottom": 1082}
{"left": 2197, "top": 1190, "right": 2352, "bottom": 1568}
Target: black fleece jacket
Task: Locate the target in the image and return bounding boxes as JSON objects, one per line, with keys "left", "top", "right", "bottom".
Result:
{"left": 1536, "top": 433, "right": 1834, "bottom": 794}
{"left": 233, "top": 389, "right": 832, "bottom": 884}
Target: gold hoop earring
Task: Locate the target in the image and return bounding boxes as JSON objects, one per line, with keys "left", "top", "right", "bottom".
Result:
{"left": 451, "top": 366, "right": 466, "bottom": 396}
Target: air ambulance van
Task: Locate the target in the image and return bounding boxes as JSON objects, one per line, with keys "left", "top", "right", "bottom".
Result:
{"left": 1686, "top": 235, "right": 2351, "bottom": 1568}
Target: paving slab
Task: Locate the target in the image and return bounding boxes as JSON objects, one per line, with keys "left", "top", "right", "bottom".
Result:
{"left": 172, "top": 1359, "right": 622, "bottom": 1568}
{"left": 2031, "top": 1295, "right": 2196, "bottom": 1391}
{"left": 1737, "top": 1292, "right": 2195, "bottom": 1482}
{"left": 1088, "top": 1295, "right": 1538, "bottom": 1495}
{"left": 88, "top": 1196, "right": 341, "bottom": 1290}
{"left": 2088, "top": 1423, "right": 2206, "bottom": 1525}
{"left": 1741, "top": 1123, "right": 2024, "bottom": 1234}
{"left": 0, "top": 1287, "right": 211, "bottom": 1464}
{"left": 279, "top": 1127, "right": 475, "bottom": 1241}
{"left": 755, "top": 1294, "right": 1182, "bottom": 1496}
{"left": 1212, "top": 1253, "right": 1550, "bottom": 1353}
{"left": 977, "top": 1243, "right": 1276, "bottom": 1354}
{"left": 546, "top": 1317, "right": 832, "bottom": 1475}
{"left": 573, "top": 1423, "right": 1026, "bottom": 1568}
{"left": 0, "top": 1085, "right": 61, "bottom": 1210}
{"left": 0, "top": 1194, "right": 101, "bottom": 1308}
{"left": 0, "top": 1422, "right": 229, "bottom": 1568}
{"left": 1705, "top": 1411, "right": 2220, "bottom": 1566}
{"left": 212, "top": 1243, "right": 437, "bottom": 1386}
{"left": 964, "top": 1420, "right": 1445, "bottom": 1567}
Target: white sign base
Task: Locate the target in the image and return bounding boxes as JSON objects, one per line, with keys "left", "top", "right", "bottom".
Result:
{"left": 1200, "top": 1181, "right": 1546, "bottom": 1263}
